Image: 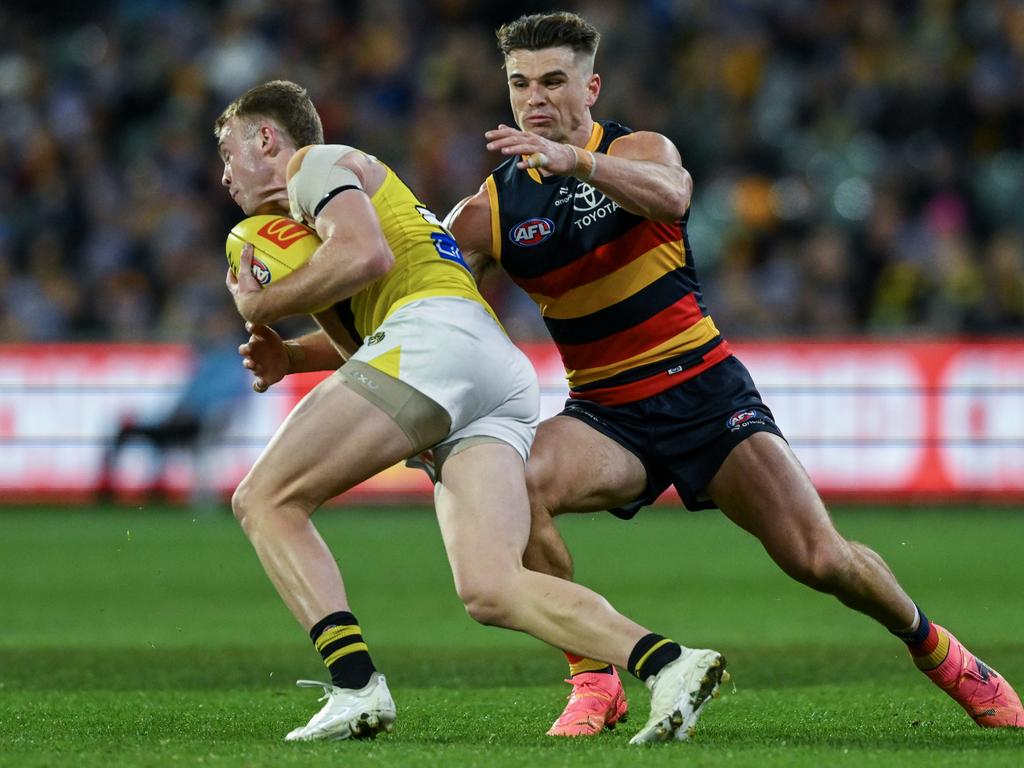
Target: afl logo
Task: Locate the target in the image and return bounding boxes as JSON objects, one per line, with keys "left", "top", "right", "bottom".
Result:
{"left": 250, "top": 257, "right": 271, "bottom": 286}
{"left": 727, "top": 410, "right": 757, "bottom": 429}
{"left": 510, "top": 217, "right": 554, "bottom": 247}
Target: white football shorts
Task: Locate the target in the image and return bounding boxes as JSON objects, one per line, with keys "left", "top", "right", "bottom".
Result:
{"left": 346, "top": 296, "right": 539, "bottom": 462}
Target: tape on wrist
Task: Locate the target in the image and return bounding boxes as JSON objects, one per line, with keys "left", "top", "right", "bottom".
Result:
{"left": 284, "top": 341, "right": 305, "bottom": 372}
{"left": 571, "top": 146, "right": 595, "bottom": 182}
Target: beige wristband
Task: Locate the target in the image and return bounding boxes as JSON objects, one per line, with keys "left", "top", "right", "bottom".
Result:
{"left": 570, "top": 145, "right": 596, "bottom": 182}
{"left": 283, "top": 341, "right": 305, "bottom": 373}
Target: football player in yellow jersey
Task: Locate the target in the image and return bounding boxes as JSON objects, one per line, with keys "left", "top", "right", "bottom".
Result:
{"left": 446, "top": 10, "right": 1023, "bottom": 738}
{"left": 213, "top": 79, "right": 728, "bottom": 743}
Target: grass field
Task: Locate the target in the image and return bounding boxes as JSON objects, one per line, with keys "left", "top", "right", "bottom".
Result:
{"left": 1, "top": 504, "right": 1022, "bottom": 767}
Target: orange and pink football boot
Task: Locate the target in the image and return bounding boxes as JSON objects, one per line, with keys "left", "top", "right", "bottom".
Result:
{"left": 547, "top": 667, "right": 629, "bottom": 737}
{"left": 920, "top": 624, "right": 1023, "bottom": 728}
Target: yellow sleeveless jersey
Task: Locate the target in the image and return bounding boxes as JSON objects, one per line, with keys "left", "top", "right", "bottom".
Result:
{"left": 351, "top": 165, "right": 494, "bottom": 337}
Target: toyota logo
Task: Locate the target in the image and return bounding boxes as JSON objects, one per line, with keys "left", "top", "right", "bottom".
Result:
{"left": 573, "top": 182, "right": 606, "bottom": 212}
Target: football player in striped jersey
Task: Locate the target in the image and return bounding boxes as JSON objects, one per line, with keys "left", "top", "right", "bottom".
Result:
{"left": 215, "top": 79, "right": 729, "bottom": 745}
{"left": 446, "top": 11, "right": 1023, "bottom": 735}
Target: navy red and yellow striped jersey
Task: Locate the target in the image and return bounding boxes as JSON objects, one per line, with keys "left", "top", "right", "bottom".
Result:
{"left": 486, "top": 120, "right": 731, "bottom": 405}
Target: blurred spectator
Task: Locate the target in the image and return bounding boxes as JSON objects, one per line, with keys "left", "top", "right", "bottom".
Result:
{"left": 95, "top": 302, "right": 248, "bottom": 502}
{"left": 799, "top": 226, "right": 855, "bottom": 335}
{"left": 978, "top": 228, "right": 1024, "bottom": 331}
{"left": 0, "top": 0, "right": 1022, "bottom": 343}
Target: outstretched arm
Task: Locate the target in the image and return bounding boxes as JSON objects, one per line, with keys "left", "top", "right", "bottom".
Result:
{"left": 445, "top": 183, "right": 499, "bottom": 286}
{"left": 484, "top": 124, "right": 691, "bottom": 223}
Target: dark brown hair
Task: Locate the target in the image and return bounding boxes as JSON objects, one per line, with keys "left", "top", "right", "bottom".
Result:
{"left": 214, "top": 80, "right": 324, "bottom": 147}
{"left": 496, "top": 11, "right": 600, "bottom": 59}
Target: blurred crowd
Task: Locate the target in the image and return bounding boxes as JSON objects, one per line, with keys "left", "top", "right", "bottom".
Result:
{"left": 2, "top": 0, "right": 1023, "bottom": 344}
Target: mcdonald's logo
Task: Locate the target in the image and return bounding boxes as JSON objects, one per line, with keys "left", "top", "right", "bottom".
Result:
{"left": 257, "top": 218, "right": 315, "bottom": 249}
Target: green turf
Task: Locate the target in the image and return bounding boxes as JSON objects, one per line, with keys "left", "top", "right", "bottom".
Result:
{"left": 1, "top": 505, "right": 1022, "bottom": 766}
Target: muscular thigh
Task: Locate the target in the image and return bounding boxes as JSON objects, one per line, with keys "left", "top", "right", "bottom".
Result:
{"left": 706, "top": 431, "right": 837, "bottom": 551}
{"left": 245, "top": 372, "right": 415, "bottom": 508}
{"left": 435, "top": 441, "right": 532, "bottom": 581}
{"left": 527, "top": 415, "right": 647, "bottom": 514}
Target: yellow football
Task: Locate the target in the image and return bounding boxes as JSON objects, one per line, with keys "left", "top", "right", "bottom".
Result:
{"left": 225, "top": 214, "right": 321, "bottom": 286}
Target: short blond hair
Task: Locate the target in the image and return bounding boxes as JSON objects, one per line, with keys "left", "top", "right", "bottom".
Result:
{"left": 214, "top": 80, "right": 324, "bottom": 147}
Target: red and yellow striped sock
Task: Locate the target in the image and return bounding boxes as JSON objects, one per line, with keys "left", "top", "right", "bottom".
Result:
{"left": 565, "top": 652, "right": 612, "bottom": 677}
{"left": 908, "top": 622, "right": 951, "bottom": 672}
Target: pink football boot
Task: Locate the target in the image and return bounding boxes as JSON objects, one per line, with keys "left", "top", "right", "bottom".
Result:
{"left": 922, "top": 625, "right": 1024, "bottom": 728}
{"left": 547, "top": 667, "right": 629, "bottom": 737}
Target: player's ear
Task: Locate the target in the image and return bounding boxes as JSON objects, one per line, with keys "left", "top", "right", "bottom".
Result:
{"left": 260, "top": 123, "right": 279, "bottom": 155}
{"left": 585, "top": 73, "right": 600, "bottom": 107}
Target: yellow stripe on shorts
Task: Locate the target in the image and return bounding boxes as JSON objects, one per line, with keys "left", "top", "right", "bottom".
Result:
{"left": 368, "top": 346, "right": 402, "bottom": 380}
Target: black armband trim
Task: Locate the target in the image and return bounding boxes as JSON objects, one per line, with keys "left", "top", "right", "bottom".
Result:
{"left": 314, "top": 185, "right": 362, "bottom": 216}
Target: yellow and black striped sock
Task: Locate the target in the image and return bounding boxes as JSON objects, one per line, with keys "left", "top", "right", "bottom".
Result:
{"left": 565, "top": 652, "right": 613, "bottom": 676}
{"left": 628, "top": 633, "right": 682, "bottom": 681}
{"left": 310, "top": 611, "right": 376, "bottom": 689}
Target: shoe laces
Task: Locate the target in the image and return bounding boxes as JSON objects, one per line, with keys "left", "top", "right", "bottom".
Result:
{"left": 564, "top": 676, "right": 613, "bottom": 703}
{"left": 296, "top": 679, "right": 336, "bottom": 703}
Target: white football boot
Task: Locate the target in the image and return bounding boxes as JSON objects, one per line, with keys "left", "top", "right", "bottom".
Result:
{"left": 629, "top": 648, "right": 728, "bottom": 745}
{"left": 284, "top": 674, "right": 396, "bottom": 741}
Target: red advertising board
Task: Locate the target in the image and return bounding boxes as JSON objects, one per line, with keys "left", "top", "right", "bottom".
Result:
{"left": 0, "top": 341, "right": 1022, "bottom": 503}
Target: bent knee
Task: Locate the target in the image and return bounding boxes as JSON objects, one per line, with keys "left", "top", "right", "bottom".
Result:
{"left": 230, "top": 479, "right": 255, "bottom": 526}
{"left": 775, "top": 535, "right": 853, "bottom": 592}
{"left": 231, "top": 477, "right": 275, "bottom": 536}
{"left": 525, "top": 455, "right": 562, "bottom": 515}
{"left": 230, "top": 475, "right": 311, "bottom": 534}
{"left": 522, "top": 520, "right": 573, "bottom": 580}
{"left": 455, "top": 579, "right": 516, "bottom": 627}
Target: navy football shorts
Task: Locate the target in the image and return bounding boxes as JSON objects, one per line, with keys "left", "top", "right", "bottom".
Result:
{"left": 560, "top": 355, "right": 785, "bottom": 517}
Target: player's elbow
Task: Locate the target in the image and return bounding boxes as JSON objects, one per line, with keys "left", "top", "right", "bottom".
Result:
{"left": 668, "top": 191, "right": 691, "bottom": 220}
{"left": 655, "top": 170, "right": 692, "bottom": 222}
{"left": 320, "top": 235, "right": 394, "bottom": 285}
{"left": 370, "top": 245, "right": 395, "bottom": 278}
{"left": 357, "top": 240, "right": 395, "bottom": 282}
{"left": 654, "top": 187, "right": 691, "bottom": 222}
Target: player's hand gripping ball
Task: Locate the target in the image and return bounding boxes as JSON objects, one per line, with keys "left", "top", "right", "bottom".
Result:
{"left": 225, "top": 215, "right": 321, "bottom": 286}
